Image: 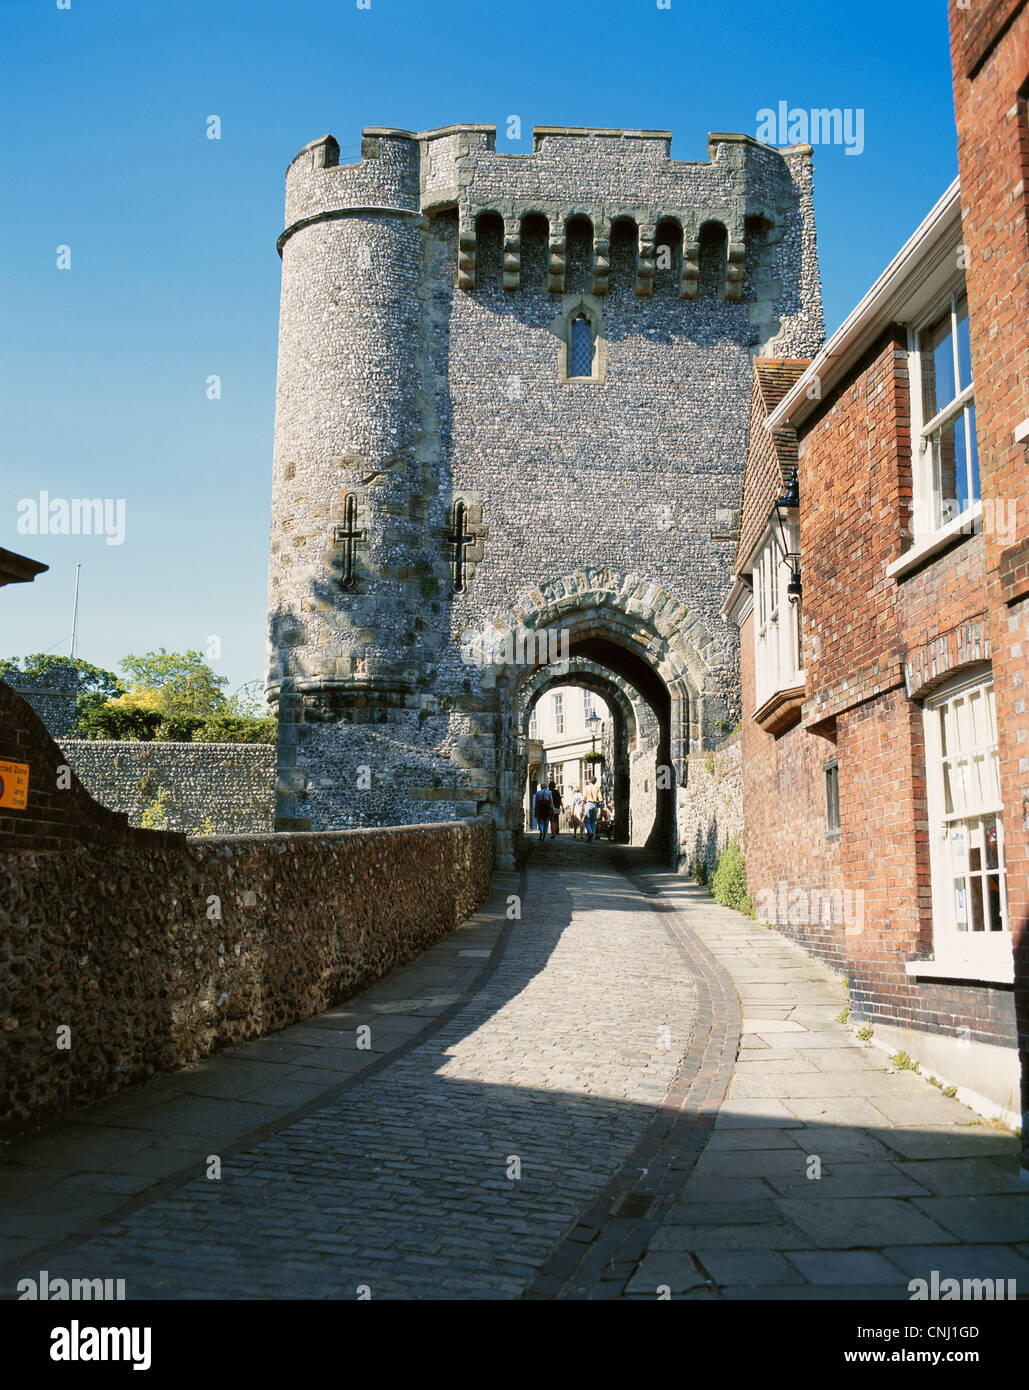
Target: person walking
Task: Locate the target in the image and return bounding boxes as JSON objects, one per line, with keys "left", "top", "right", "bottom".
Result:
{"left": 548, "top": 779, "right": 562, "bottom": 839}
{"left": 582, "top": 775, "right": 601, "bottom": 842}
{"left": 532, "top": 783, "right": 553, "bottom": 843}
{"left": 570, "top": 787, "right": 583, "bottom": 838}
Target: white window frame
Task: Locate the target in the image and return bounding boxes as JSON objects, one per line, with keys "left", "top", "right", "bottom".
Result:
{"left": 907, "top": 281, "right": 979, "bottom": 545}
{"left": 552, "top": 692, "right": 564, "bottom": 735}
{"left": 753, "top": 525, "right": 803, "bottom": 709}
{"left": 916, "top": 669, "right": 1013, "bottom": 983}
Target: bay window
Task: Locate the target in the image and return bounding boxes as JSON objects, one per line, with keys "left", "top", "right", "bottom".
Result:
{"left": 754, "top": 525, "right": 803, "bottom": 709}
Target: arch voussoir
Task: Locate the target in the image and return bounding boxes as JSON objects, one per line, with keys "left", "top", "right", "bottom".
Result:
{"left": 484, "top": 567, "right": 735, "bottom": 866}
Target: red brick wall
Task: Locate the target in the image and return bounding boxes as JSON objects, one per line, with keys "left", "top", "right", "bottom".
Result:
{"left": 837, "top": 688, "right": 929, "bottom": 1027}
{"left": 739, "top": 609, "right": 845, "bottom": 972}
{"left": 950, "top": 0, "right": 1029, "bottom": 1148}
{"left": 897, "top": 532, "right": 988, "bottom": 692}
{"left": 800, "top": 331, "right": 910, "bottom": 728}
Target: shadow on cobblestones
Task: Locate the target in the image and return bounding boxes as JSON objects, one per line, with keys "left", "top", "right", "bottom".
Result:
{"left": 1, "top": 860, "right": 1025, "bottom": 1302}
{"left": 0, "top": 856, "right": 698, "bottom": 1299}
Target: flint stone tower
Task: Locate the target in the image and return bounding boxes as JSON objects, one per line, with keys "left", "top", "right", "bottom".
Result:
{"left": 267, "top": 124, "right": 823, "bottom": 867}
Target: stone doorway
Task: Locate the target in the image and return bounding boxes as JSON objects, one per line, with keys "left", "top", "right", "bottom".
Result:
{"left": 485, "top": 578, "right": 712, "bottom": 870}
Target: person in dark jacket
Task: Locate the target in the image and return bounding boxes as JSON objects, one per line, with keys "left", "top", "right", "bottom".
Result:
{"left": 532, "top": 784, "right": 553, "bottom": 843}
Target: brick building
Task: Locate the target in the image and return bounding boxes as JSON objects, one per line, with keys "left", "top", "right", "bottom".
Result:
{"left": 950, "top": 0, "right": 1029, "bottom": 1176}
{"left": 726, "top": 2, "right": 1029, "bottom": 1170}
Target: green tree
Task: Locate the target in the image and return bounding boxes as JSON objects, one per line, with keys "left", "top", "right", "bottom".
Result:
{"left": 0, "top": 653, "right": 124, "bottom": 726}
{"left": 119, "top": 648, "right": 229, "bottom": 717}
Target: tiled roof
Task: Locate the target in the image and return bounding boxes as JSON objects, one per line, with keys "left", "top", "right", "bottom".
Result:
{"left": 754, "top": 358, "right": 811, "bottom": 412}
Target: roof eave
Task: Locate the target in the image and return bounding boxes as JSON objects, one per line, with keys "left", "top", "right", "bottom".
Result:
{"left": 764, "top": 178, "right": 962, "bottom": 435}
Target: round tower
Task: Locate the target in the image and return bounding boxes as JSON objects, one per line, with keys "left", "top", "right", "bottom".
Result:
{"left": 267, "top": 130, "right": 428, "bottom": 829}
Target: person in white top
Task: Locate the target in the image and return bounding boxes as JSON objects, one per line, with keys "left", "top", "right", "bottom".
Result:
{"left": 582, "top": 776, "right": 602, "bottom": 841}
{"left": 570, "top": 788, "right": 584, "bottom": 838}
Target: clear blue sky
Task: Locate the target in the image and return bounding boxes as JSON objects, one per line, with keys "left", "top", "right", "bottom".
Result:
{"left": 0, "top": 0, "right": 957, "bottom": 695}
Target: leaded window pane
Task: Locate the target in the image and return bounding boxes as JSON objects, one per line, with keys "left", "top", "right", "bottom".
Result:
{"left": 570, "top": 317, "right": 592, "bottom": 377}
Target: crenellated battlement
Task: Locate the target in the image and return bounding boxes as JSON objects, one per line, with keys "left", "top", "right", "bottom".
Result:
{"left": 281, "top": 123, "right": 816, "bottom": 308}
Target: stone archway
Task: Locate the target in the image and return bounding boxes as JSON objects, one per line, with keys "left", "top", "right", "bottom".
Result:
{"left": 517, "top": 657, "right": 644, "bottom": 845}
{"left": 478, "top": 568, "right": 729, "bottom": 868}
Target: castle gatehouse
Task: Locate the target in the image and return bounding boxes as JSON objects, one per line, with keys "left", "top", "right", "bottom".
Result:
{"left": 266, "top": 124, "right": 824, "bottom": 867}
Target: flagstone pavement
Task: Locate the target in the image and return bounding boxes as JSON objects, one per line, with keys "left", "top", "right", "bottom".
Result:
{"left": 1, "top": 842, "right": 1027, "bottom": 1299}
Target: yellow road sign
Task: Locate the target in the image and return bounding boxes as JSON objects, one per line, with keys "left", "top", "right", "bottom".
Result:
{"left": 0, "top": 760, "right": 29, "bottom": 810}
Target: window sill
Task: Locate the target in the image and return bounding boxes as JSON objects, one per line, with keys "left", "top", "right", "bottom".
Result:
{"left": 886, "top": 502, "right": 983, "bottom": 581}
{"left": 753, "top": 683, "right": 805, "bottom": 735}
{"left": 905, "top": 953, "right": 1014, "bottom": 985}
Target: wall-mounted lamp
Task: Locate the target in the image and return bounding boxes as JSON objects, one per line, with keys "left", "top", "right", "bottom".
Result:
{"left": 769, "top": 467, "right": 802, "bottom": 605}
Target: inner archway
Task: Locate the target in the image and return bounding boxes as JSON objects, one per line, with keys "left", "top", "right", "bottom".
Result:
{"left": 521, "top": 662, "right": 644, "bottom": 846}
{"left": 512, "top": 642, "right": 670, "bottom": 862}
{"left": 479, "top": 567, "right": 729, "bottom": 870}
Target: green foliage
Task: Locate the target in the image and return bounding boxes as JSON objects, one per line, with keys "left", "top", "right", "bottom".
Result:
{"left": 942, "top": 1085, "right": 958, "bottom": 1099}
{"left": 692, "top": 858, "right": 708, "bottom": 886}
{"left": 1, "top": 653, "right": 124, "bottom": 727}
{"left": 891, "top": 1050, "right": 920, "bottom": 1073}
{"left": 704, "top": 751, "right": 715, "bottom": 776}
{"left": 414, "top": 559, "right": 438, "bottom": 600}
{"left": 77, "top": 702, "right": 276, "bottom": 744}
{"left": 857, "top": 1024, "right": 873, "bottom": 1042}
{"left": 192, "top": 714, "right": 277, "bottom": 745}
{"left": 119, "top": 648, "right": 229, "bottom": 716}
{"left": 836, "top": 1005, "right": 850, "bottom": 1025}
{"left": 152, "top": 713, "right": 205, "bottom": 742}
{"left": 709, "top": 842, "right": 753, "bottom": 915}
{"left": 77, "top": 700, "right": 162, "bottom": 742}
{"left": 139, "top": 787, "right": 171, "bottom": 830}
{"left": 6, "top": 648, "right": 276, "bottom": 745}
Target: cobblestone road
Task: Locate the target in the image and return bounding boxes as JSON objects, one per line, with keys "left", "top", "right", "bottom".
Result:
{"left": 3, "top": 843, "right": 1027, "bottom": 1301}
{"left": 2, "top": 849, "right": 697, "bottom": 1299}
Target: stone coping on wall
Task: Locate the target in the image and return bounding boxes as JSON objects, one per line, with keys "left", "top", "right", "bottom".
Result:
{"left": 60, "top": 739, "right": 277, "bottom": 752}
{"left": 184, "top": 817, "right": 487, "bottom": 845}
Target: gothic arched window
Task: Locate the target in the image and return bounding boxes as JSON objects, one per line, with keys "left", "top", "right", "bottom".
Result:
{"left": 556, "top": 297, "right": 606, "bottom": 384}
